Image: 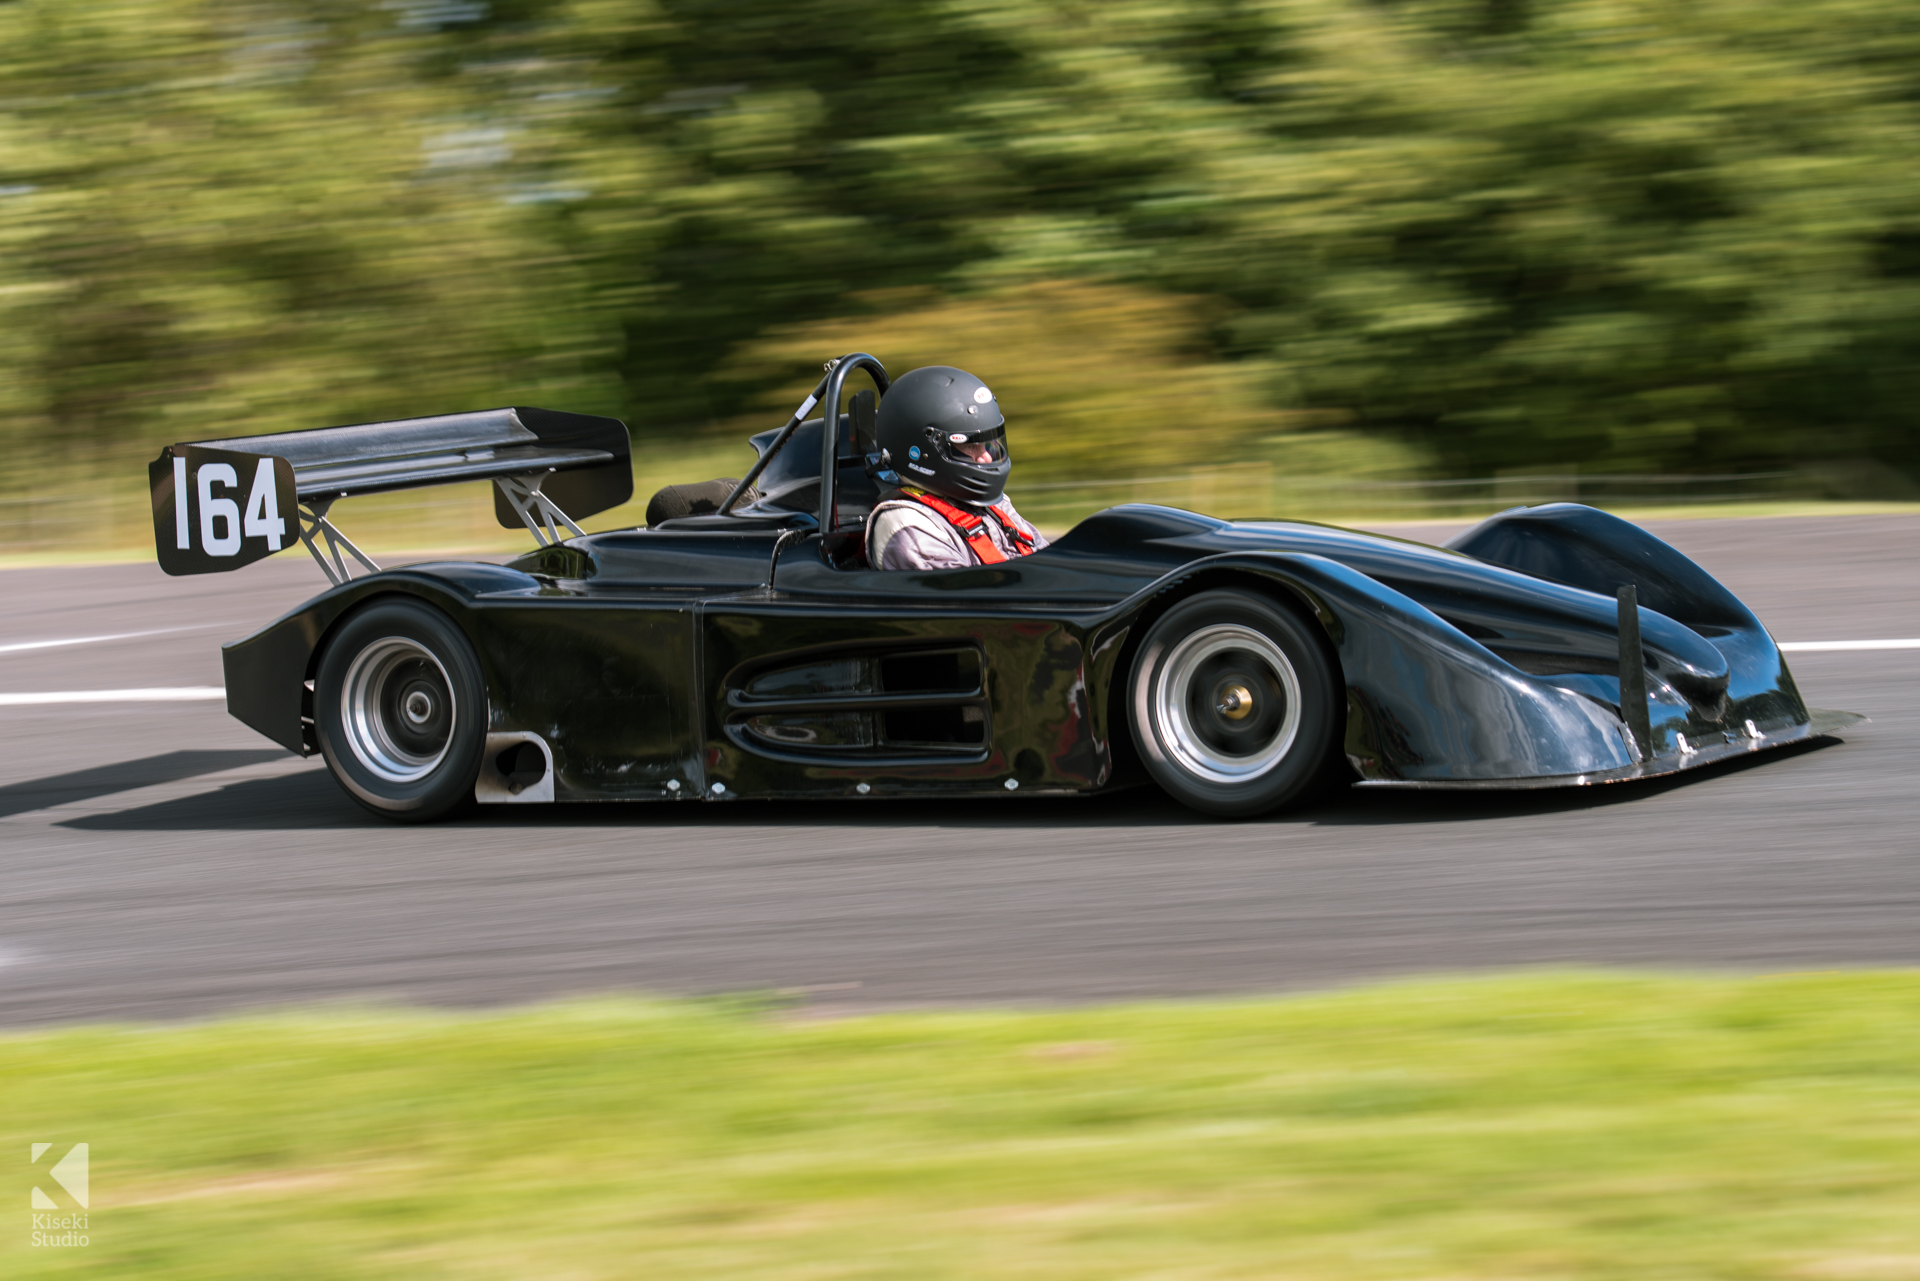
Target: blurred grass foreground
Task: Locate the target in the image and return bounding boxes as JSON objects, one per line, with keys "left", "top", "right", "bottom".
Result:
{"left": 5, "top": 0, "right": 1920, "bottom": 557}
{"left": 9, "top": 971, "right": 1920, "bottom": 1277}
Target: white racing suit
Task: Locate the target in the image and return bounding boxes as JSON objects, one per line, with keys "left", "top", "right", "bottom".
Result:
{"left": 865, "top": 489, "right": 1048, "bottom": 570}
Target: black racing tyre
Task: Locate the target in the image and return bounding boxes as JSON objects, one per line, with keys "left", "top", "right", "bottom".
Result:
{"left": 1128, "top": 589, "right": 1340, "bottom": 818}
{"left": 313, "top": 598, "right": 486, "bottom": 823}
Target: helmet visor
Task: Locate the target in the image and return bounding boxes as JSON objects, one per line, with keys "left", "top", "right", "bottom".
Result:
{"left": 938, "top": 423, "right": 1007, "bottom": 466}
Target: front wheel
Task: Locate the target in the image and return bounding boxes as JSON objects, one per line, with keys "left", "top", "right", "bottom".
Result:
{"left": 314, "top": 598, "right": 487, "bottom": 822}
{"left": 1129, "top": 589, "right": 1341, "bottom": 818}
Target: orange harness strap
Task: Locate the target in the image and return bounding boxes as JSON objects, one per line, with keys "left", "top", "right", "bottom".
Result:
{"left": 901, "top": 488, "right": 1035, "bottom": 565}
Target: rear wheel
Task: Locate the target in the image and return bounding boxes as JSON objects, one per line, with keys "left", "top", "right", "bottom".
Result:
{"left": 314, "top": 598, "right": 486, "bottom": 822}
{"left": 1129, "top": 589, "right": 1340, "bottom": 817}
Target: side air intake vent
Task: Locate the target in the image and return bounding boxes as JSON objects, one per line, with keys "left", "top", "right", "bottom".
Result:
{"left": 727, "top": 646, "right": 989, "bottom": 763}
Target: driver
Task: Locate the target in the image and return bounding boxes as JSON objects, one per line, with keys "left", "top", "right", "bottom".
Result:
{"left": 865, "top": 366, "right": 1048, "bottom": 570}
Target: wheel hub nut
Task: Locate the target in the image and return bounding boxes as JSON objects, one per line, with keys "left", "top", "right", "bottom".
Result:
{"left": 405, "top": 691, "right": 433, "bottom": 724}
{"left": 1216, "top": 684, "right": 1254, "bottom": 720}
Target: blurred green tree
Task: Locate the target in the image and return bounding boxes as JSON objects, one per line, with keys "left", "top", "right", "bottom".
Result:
{"left": 0, "top": 0, "right": 628, "bottom": 459}
{"left": 3, "top": 0, "right": 1917, "bottom": 504}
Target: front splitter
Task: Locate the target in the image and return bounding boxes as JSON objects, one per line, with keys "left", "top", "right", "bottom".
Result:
{"left": 1353, "top": 708, "right": 1867, "bottom": 791}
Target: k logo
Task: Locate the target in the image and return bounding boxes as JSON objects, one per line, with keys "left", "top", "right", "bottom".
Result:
{"left": 30, "top": 1144, "right": 87, "bottom": 1209}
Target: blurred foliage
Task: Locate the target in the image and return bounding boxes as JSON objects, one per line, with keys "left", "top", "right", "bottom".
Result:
{"left": 0, "top": 0, "right": 621, "bottom": 452}
{"left": 725, "top": 280, "right": 1429, "bottom": 481}
{"left": 3, "top": 0, "right": 1920, "bottom": 521}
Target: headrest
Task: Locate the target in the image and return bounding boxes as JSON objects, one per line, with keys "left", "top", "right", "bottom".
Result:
{"left": 645, "top": 478, "right": 755, "bottom": 527}
{"left": 850, "top": 388, "right": 876, "bottom": 453}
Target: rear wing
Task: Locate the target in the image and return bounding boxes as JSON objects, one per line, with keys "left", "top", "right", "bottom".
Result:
{"left": 149, "top": 407, "right": 630, "bottom": 581}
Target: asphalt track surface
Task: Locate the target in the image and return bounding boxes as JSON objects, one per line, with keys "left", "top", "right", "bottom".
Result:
{"left": 1, "top": 515, "right": 1916, "bottom": 1026}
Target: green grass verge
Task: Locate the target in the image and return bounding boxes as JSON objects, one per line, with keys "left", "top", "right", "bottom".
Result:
{"left": 9, "top": 971, "right": 1920, "bottom": 1278}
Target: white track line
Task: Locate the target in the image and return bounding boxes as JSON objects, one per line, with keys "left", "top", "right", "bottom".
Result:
{"left": 1779, "top": 639, "right": 1920, "bottom": 652}
{"left": 0, "top": 688, "right": 225, "bottom": 706}
{"left": 0, "top": 626, "right": 213, "bottom": 656}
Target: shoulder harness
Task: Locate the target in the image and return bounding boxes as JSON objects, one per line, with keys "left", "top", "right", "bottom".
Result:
{"left": 898, "top": 487, "right": 1036, "bottom": 565}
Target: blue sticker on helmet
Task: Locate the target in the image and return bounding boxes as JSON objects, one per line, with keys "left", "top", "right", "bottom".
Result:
{"left": 908, "top": 446, "right": 921, "bottom": 460}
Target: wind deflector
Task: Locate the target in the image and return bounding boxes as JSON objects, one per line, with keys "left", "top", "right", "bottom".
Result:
{"left": 152, "top": 406, "right": 631, "bottom": 581}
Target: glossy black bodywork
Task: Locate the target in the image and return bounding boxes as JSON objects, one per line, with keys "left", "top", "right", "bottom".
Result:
{"left": 221, "top": 496, "right": 1842, "bottom": 804}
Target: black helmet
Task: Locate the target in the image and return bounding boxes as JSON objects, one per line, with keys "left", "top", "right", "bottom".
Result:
{"left": 869, "top": 365, "right": 1010, "bottom": 506}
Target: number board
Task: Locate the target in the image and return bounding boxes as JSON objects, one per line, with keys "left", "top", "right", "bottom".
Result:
{"left": 148, "top": 445, "right": 298, "bottom": 576}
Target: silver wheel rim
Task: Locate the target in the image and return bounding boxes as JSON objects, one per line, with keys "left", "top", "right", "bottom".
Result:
{"left": 1153, "top": 623, "right": 1302, "bottom": 784}
{"left": 340, "top": 637, "right": 456, "bottom": 784}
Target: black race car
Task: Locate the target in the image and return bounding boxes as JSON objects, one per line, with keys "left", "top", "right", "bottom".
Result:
{"left": 150, "top": 353, "right": 1858, "bottom": 822}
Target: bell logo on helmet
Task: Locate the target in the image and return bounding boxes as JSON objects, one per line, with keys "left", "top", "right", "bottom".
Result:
{"left": 973, "top": 387, "right": 993, "bottom": 404}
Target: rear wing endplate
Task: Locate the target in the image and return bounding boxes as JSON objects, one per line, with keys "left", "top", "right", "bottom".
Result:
{"left": 149, "top": 407, "right": 630, "bottom": 581}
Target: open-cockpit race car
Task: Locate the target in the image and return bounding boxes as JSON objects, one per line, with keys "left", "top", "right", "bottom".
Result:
{"left": 150, "top": 353, "right": 1860, "bottom": 822}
